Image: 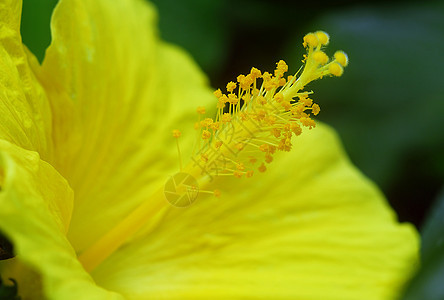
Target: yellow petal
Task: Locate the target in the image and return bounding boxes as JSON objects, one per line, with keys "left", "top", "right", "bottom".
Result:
{"left": 0, "top": 1, "right": 53, "bottom": 159}
{"left": 0, "top": 139, "right": 72, "bottom": 233}
{"left": 32, "top": 0, "right": 214, "bottom": 251}
{"left": 92, "top": 124, "right": 419, "bottom": 300}
{"left": 0, "top": 140, "right": 123, "bottom": 300}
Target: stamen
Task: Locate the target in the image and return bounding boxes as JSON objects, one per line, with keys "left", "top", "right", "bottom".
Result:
{"left": 188, "top": 32, "right": 347, "bottom": 180}
{"left": 172, "top": 129, "right": 183, "bottom": 171}
{"left": 78, "top": 31, "right": 348, "bottom": 273}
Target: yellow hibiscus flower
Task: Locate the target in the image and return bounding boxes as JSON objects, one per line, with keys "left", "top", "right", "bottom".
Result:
{"left": 0, "top": 0, "right": 418, "bottom": 299}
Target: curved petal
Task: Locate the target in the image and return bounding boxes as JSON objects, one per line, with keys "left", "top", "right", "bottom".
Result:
{"left": 93, "top": 124, "right": 419, "bottom": 300}
{"left": 32, "top": 0, "right": 214, "bottom": 251}
{"left": 0, "top": 139, "right": 123, "bottom": 300}
{"left": 0, "top": 1, "right": 53, "bottom": 160}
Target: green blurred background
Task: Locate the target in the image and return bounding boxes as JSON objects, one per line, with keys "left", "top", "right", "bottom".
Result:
{"left": 20, "top": 0, "right": 444, "bottom": 298}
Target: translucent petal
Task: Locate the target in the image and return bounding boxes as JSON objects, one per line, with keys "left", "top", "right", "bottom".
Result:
{"left": 0, "top": 140, "right": 123, "bottom": 300}
{"left": 32, "top": 0, "right": 214, "bottom": 251}
{"left": 0, "top": 1, "right": 53, "bottom": 159}
{"left": 93, "top": 124, "right": 419, "bottom": 300}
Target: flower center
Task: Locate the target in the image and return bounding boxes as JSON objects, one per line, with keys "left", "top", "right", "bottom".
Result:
{"left": 78, "top": 31, "right": 348, "bottom": 272}
{"left": 179, "top": 31, "right": 348, "bottom": 187}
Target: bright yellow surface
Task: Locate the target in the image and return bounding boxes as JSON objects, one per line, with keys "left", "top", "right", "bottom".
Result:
{"left": 93, "top": 124, "right": 418, "bottom": 300}
{"left": 0, "top": 140, "right": 122, "bottom": 299}
{"left": 0, "top": 0, "right": 418, "bottom": 299}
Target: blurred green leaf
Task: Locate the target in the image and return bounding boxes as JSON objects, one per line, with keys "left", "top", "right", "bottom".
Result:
{"left": 421, "top": 188, "right": 444, "bottom": 262}
{"left": 21, "top": 0, "right": 58, "bottom": 63}
{"left": 22, "top": 0, "right": 230, "bottom": 72}
{"left": 285, "top": 3, "right": 444, "bottom": 192}
{"left": 402, "top": 188, "right": 444, "bottom": 300}
{"left": 149, "top": 0, "right": 229, "bottom": 76}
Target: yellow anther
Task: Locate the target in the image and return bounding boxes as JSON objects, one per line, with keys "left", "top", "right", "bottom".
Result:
{"left": 238, "top": 112, "right": 248, "bottom": 121}
{"left": 265, "top": 153, "right": 273, "bottom": 163}
{"left": 279, "top": 138, "right": 291, "bottom": 151}
{"left": 292, "top": 104, "right": 306, "bottom": 116}
{"left": 334, "top": 51, "right": 349, "bottom": 67}
{"left": 300, "top": 96, "right": 313, "bottom": 107}
{"left": 278, "top": 78, "right": 286, "bottom": 86}
{"left": 290, "top": 122, "right": 302, "bottom": 136}
{"left": 281, "top": 101, "right": 292, "bottom": 110}
{"left": 329, "top": 62, "right": 344, "bottom": 77}
{"left": 200, "top": 118, "right": 213, "bottom": 127}
{"left": 236, "top": 163, "right": 245, "bottom": 171}
{"left": 233, "top": 170, "right": 243, "bottom": 178}
{"left": 240, "top": 74, "right": 254, "bottom": 90}
{"left": 202, "top": 129, "right": 211, "bottom": 139}
{"left": 237, "top": 74, "right": 245, "bottom": 83}
{"left": 300, "top": 117, "right": 316, "bottom": 129}
{"left": 227, "top": 81, "right": 237, "bottom": 92}
{"left": 221, "top": 113, "right": 232, "bottom": 123}
{"left": 210, "top": 122, "right": 220, "bottom": 130}
{"left": 265, "top": 115, "right": 276, "bottom": 125}
{"left": 256, "top": 109, "right": 267, "bottom": 120}
{"left": 258, "top": 163, "right": 267, "bottom": 173}
{"left": 277, "top": 140, "right": 286, "bottom": 151}
{"left": 215, "top": 141, "right": 223, "bottom": 149}
{"left": 196, "top": 106, "right": 206, "bottom": 115}
{"left": 315, "top": 31, "right": 330, "bottom": 45}
{"left": 172, "top": 129, "right": 181, "bottom": 138}
{"left": 303, "top": 32, "right": 319, "bottom": 48}
{"left": 250, "top": 67, "right": 262, "bottom": 79}
{"left": 274, "top": 93, "right": 284, "bottom": 103}
{"left": 228, "top": 93, "right": 239, "bottom": 104}
{"left": 313, "top": 51, "right": 329, "bottom": 65}
{"left": 220, "top": 94, "right": 229, "bottom": 103}
{"left": 259, "top": 144, "right": 269, "bottom": 152}
{"left": 246, "top": 170, "right": 254, "bottom": 178}
{"left": 269, "top": 145, "right": 276, "bottom": 154}
{"left": 201, "top": 153, "right": 208, "bottom": 162}
{"left": 250, "top": 158, "right": 257, "bottom": 164}
{"left": 262, "top": 72, "right": 272, "bottom": 81}
{"left": 300, "top": 112, "right": 309, "bottom": 119}
{"left": 277, "top": 60, "right": 288, "bottom": 72}
{"left": 275, "top": 60, "right": 288, "bottom": 77}
{"left": 214, "top": 89, "right": 222, "bottom": 98}
{"left": 214, "top": 189, "right": 221, "bottom": 198}
{"left": 257, "top": 96, "right": 267, "bottom": 105}
{"left": 272, "top": 128, "right": 281, "bottom": 138}
{"left": 312, "top": 103, "right": 320, "bottom": 115}
{"left": 217, "top": 98, "right": 226, "bottom": 109}
{"left": 264, "top": 78, "right": 278, "bottom": 91}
